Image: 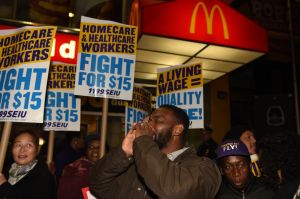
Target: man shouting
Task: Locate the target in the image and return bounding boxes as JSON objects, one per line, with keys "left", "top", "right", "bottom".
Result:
{"left": 90, "top": 104, "right": 221, "bottom": 199}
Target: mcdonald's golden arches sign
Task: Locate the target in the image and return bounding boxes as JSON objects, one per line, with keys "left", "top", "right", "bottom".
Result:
{"left": 140, "top": 0, "right": 267, "bottom": 52}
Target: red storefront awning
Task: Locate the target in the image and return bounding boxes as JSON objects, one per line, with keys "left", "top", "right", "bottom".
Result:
{"left": 131, "top": 0, "right": 268, "bottom": 83}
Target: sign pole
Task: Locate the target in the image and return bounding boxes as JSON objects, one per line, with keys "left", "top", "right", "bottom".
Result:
{"left": 100, "top": 98, "right": 109, "bottom": 158}
{"left": 122, "top": 0, "right": 127, "bottom": 24}
{"left": 47, "top": 130, "right": 55, "bottom": 165}
{"left": 0, "top": 122, "right": 13, "bottom": 172}
{"left": 287, "top": 0, "right": 300, "bottom": 135}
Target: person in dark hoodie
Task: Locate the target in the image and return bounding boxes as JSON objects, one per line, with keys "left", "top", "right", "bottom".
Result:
{"left": 54, "top": 131, "right": 84, "bottom": 180}
{"left": 215, "top": 139, "right": 273, "bottom": 199}
{"left": 197, "top": 127, "right": 218, "bottom": 159}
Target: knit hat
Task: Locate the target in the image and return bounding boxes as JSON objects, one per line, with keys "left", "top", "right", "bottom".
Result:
{"left": 223, "top": 125, "right": 251, "bottom": 141}
{"left": 216, "top": 139, "right": 250, "bottom": 159}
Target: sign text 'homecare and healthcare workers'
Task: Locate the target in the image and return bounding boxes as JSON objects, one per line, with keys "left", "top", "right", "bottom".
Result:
{"left": 44, "top": 62, "right": 81, "bottom": 131}
{"left": 0, "top": 26, "right": 56, "bottom": 123}
{"left": 156, "top": 63, "right": 204, "bottom": 129}
{"left": 125, "top": 86, "right": 152, "bottom": 134}
{"left": 75, "top": 16, "right": 138, "bottom": 100}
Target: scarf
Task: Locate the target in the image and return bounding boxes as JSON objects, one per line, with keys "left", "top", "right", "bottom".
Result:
{"left": 8, "top": 159, "right": 38, "bottom": 185}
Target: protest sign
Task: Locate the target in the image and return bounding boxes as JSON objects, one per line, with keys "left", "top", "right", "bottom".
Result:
{"left": 156, "top": 63, "right": 204, "bottom": 128}
{"left": 81, "top": 187, "right": 96, "bottom": 199}
{"left": 75, "top": 16, "right": 138, "bottom": 100}
{"left": 125, "top": 86, "right": 152, "bottom": 134}
{"left": 0, "top": 26, "right": 56, "bottom": 123}
{"left": 44, "top": 62, "right": 81, "bottom": 131}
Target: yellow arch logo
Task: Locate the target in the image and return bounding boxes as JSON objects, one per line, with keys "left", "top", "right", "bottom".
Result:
{"left": 190, "top": 1, "right": 229, "bottom": 39}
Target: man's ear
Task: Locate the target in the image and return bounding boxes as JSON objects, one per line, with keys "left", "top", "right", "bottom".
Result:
{"left": 172, "top": 124, "right": 184, "bottom": 136}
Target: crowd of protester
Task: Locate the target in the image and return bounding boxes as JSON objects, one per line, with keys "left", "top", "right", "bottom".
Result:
{"left": 0, "top": 105, "right": 300, "bottom": 199}
{"left": 198, "top": 125, "right": 300, "bottom": 199}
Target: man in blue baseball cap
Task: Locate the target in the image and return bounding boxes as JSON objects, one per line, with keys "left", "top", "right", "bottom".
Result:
{"left": 215, "top": 139, "right": 274, "bottom": 199}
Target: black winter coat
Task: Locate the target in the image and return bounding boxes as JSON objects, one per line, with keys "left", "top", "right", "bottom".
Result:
{"left": 0, "top": 160, "right": 56, "bottom": 199}
{"left": 215, "top": 176, "right": 274, "bottom": 199}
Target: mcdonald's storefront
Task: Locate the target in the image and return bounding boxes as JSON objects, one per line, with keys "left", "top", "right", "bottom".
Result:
{"left": 0, "top": 0, "right": 269, "bottom": 146}
{"left": 130, "top": 0, "right": 268, "bottom": 143}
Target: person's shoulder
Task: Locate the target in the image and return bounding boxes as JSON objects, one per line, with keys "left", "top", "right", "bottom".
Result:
{"left": 23, "top": 160, "right": 56, "bottom": 187}
{"left": 250, "top": 177, "right": 275, "bottom": 195}
{"left": 254, "top": 177, "right": 272, "bottom": 188}
{"left": 33, "top": 160, "right": 54, "bottom": 177}
{"left": 180, "top": 147, "right": 218, "bottom": 165}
